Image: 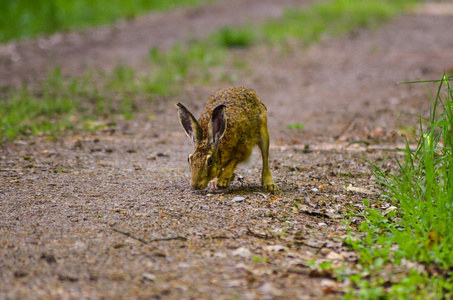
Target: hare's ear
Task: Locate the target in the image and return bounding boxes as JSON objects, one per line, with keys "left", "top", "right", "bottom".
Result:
{"left": 177, "top": 103, "right": 203, "bottom": 145}
{"left": 208, "top": 105, "right": 226, "bottom": 148}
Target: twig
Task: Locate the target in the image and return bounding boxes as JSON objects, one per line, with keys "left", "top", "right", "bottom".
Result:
{"left": 148, "top": 236, "right": 187, "bottom": 242}
{"left": 112, "top": 228, "right": 187, "bottom": 244}
{"left": 294, "top": 240, "right": 326, "bottom": 249}
{"left": 335, "top": 119, "right": 355, "bottom": 140}
{"left": 299, "top": 208, "right": 342, "bottom": 219}
{"left": 203, "top": 235, "right": 231, "bottom": 240}
{"left": 246, "top": 227, "right": 272, "bottom": 239}
{"left": 113, "top": 228, "right": 149, "bottom": 244}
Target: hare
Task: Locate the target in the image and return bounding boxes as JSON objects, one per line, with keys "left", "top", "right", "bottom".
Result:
{"left": 177, "top": 87, "right": 278, "bottom": 192}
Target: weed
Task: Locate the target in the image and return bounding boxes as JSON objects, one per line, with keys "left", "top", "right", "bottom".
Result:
{"left": 252, "top": 255, "right": 267, "bottom": 263}
{"left": 286, "top": 123, "right": 305, "bottom": 130}
{"left": 213, "top": 26, "right": 256, "bottom": 48}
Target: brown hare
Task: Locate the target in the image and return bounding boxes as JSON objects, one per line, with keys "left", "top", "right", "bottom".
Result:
{"left": 177, "top": 87, "right": 278, "bottom": 193}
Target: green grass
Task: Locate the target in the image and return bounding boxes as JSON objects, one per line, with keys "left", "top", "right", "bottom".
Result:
{"left": 342, "top": 74, "right": 453, "bottom": 299}
{"left": 0, "top": 0, "right": 214, "bottom": 43}
{"left": 0, "top": 66, "right": 145, "bottom": 140}
{"left": 147, "top": 41, "right": 227, "bottom": 94}
{"left": 286, "top": 123, "right": 305, "bottom": 130}
{"left": 218, "top": 0, "right": 417, "bottom": 46}
{"left": 212, "top": 26, "right": 256, "bottom": 48}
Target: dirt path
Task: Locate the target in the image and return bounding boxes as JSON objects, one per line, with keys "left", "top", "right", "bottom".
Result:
{"left": 1, "top": 1, "right": 453, "bottom": 299}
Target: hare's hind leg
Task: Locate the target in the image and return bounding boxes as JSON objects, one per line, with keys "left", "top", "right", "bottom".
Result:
{"left": 258, "top": 117, "right": 278, "bottom": 193}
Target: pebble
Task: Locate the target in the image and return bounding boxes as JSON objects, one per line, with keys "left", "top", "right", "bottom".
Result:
{"left": 232, "top": 247, "right": 252, "bottom": 258}
{"left": 232, "top": 196, "right": 245, "bottom": 202}
{"left": 142, "top": 273, "right": 156, "bottom": 281}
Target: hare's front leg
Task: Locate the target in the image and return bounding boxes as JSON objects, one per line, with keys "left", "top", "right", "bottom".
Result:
{"left": 217, "top": 160, "right": 239, "bottom": 189}
{"left": 258, "top": 121, "right": 278, "bottom": 193}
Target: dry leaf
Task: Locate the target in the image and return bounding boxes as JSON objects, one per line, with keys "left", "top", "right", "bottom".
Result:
{"left": 264, "top": 245, "right": 288, "bottom": 252}
{"left": 232, "top": 247, "right": 253, "bottom": 258}
{"left": 345, "top": 185, "right": 374, "bottom": 194}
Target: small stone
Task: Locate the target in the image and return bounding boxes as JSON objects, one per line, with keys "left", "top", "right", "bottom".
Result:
{"left": 135, "top": 213, "right": 150, "bottom": 217}
{"left": 232, "top": 247, "right": 252, "bottom": 258}
{"left": 264, "top": 245, "right": 288, "bottom": 252}
{"left": 40, "top": 253, "right": 57, "bottom": 264}
{"left": 325, "top": 251, "right": 344, "bottom": 260}
{"left": 13, "top": 270, "right": 28, "bottom": 278}
{"left": 232, "top": 196, "right": 245, "bottom": 202}
{"left": 142, "top": 273, "right": 156, "bottom": 281}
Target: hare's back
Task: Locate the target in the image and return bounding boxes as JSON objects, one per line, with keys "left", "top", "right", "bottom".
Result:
{"left": 205, "top": 87, "right": 266, "bottom": 117}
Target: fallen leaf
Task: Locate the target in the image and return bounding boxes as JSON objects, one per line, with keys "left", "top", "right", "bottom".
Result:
{"left": 258, "top": 282, "right": 283, "bottom": 297}
{"left": 232, "top": 247, "right": 253, "bottom": 258}
{"left": 339, "top": 251, "right": 358, "bottom": 262}
{"left": 135, "top": 213, "right": 150, "bottom": 217}
{"left": 142, "top": 273, "right": 156, "bottom": 281}
{"left": 226, "top": 279, "right": 244, "bottom": 288}
{"left": 428, "top": 229, "right": 443, "bottom": 245}
{"left": 383, "top": 205, "right": 397, "bottom": 216}
{"left": 264, "top": 245, "right": 288, "bottom": 252}
{"left": 345, "top": 185, "right": 374, "bottom": 194}
{"left": 325, "top": 251, "right": 344, "bottom": 261}
{"left": 320, "top": 279, "right": 338, "bottom": 294}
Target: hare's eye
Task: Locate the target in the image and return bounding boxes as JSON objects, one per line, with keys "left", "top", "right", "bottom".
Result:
{"left": 207, "top": 156, "right": 213, "bottom": 166}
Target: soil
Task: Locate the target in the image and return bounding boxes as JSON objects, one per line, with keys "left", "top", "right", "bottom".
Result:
{"left": 1, "top": 1, "right": 453, "bottom": 299}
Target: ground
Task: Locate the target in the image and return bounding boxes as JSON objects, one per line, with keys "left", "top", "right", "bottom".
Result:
{"left": 1, "top": 1, "right": 453, "bottom": 299}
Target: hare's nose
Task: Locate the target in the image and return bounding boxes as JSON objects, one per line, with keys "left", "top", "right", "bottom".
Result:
{"left": 191, "top": 181, "right": 203, "bottom": 190}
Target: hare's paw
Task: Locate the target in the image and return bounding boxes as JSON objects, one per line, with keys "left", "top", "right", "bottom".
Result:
{"left": 262, "top": 176, "right": 279, "bottom": 193}
{"left": 217, "top": 177, "right": 232, "bottom": 189}
{"left": 207, "top": 179, "right": 218, "bottom": 190}
{"left": 264, "top": 183, "right": 279, "bottom": 193}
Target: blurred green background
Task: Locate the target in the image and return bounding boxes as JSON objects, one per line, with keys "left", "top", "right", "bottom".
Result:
{"left": 0, "top": 0, "right": 212, "bottom": 43}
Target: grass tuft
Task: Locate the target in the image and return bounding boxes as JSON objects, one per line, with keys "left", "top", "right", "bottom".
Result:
{"left": 343, "top": 73, "right": 453, "bottom": 299}
{"left": 213, "top": 26, "right": 256, "bottom": 48}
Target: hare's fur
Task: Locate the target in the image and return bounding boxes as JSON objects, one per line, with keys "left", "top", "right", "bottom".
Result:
{"left": 177, "top": 87, "right": 278, "bottom": 192}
